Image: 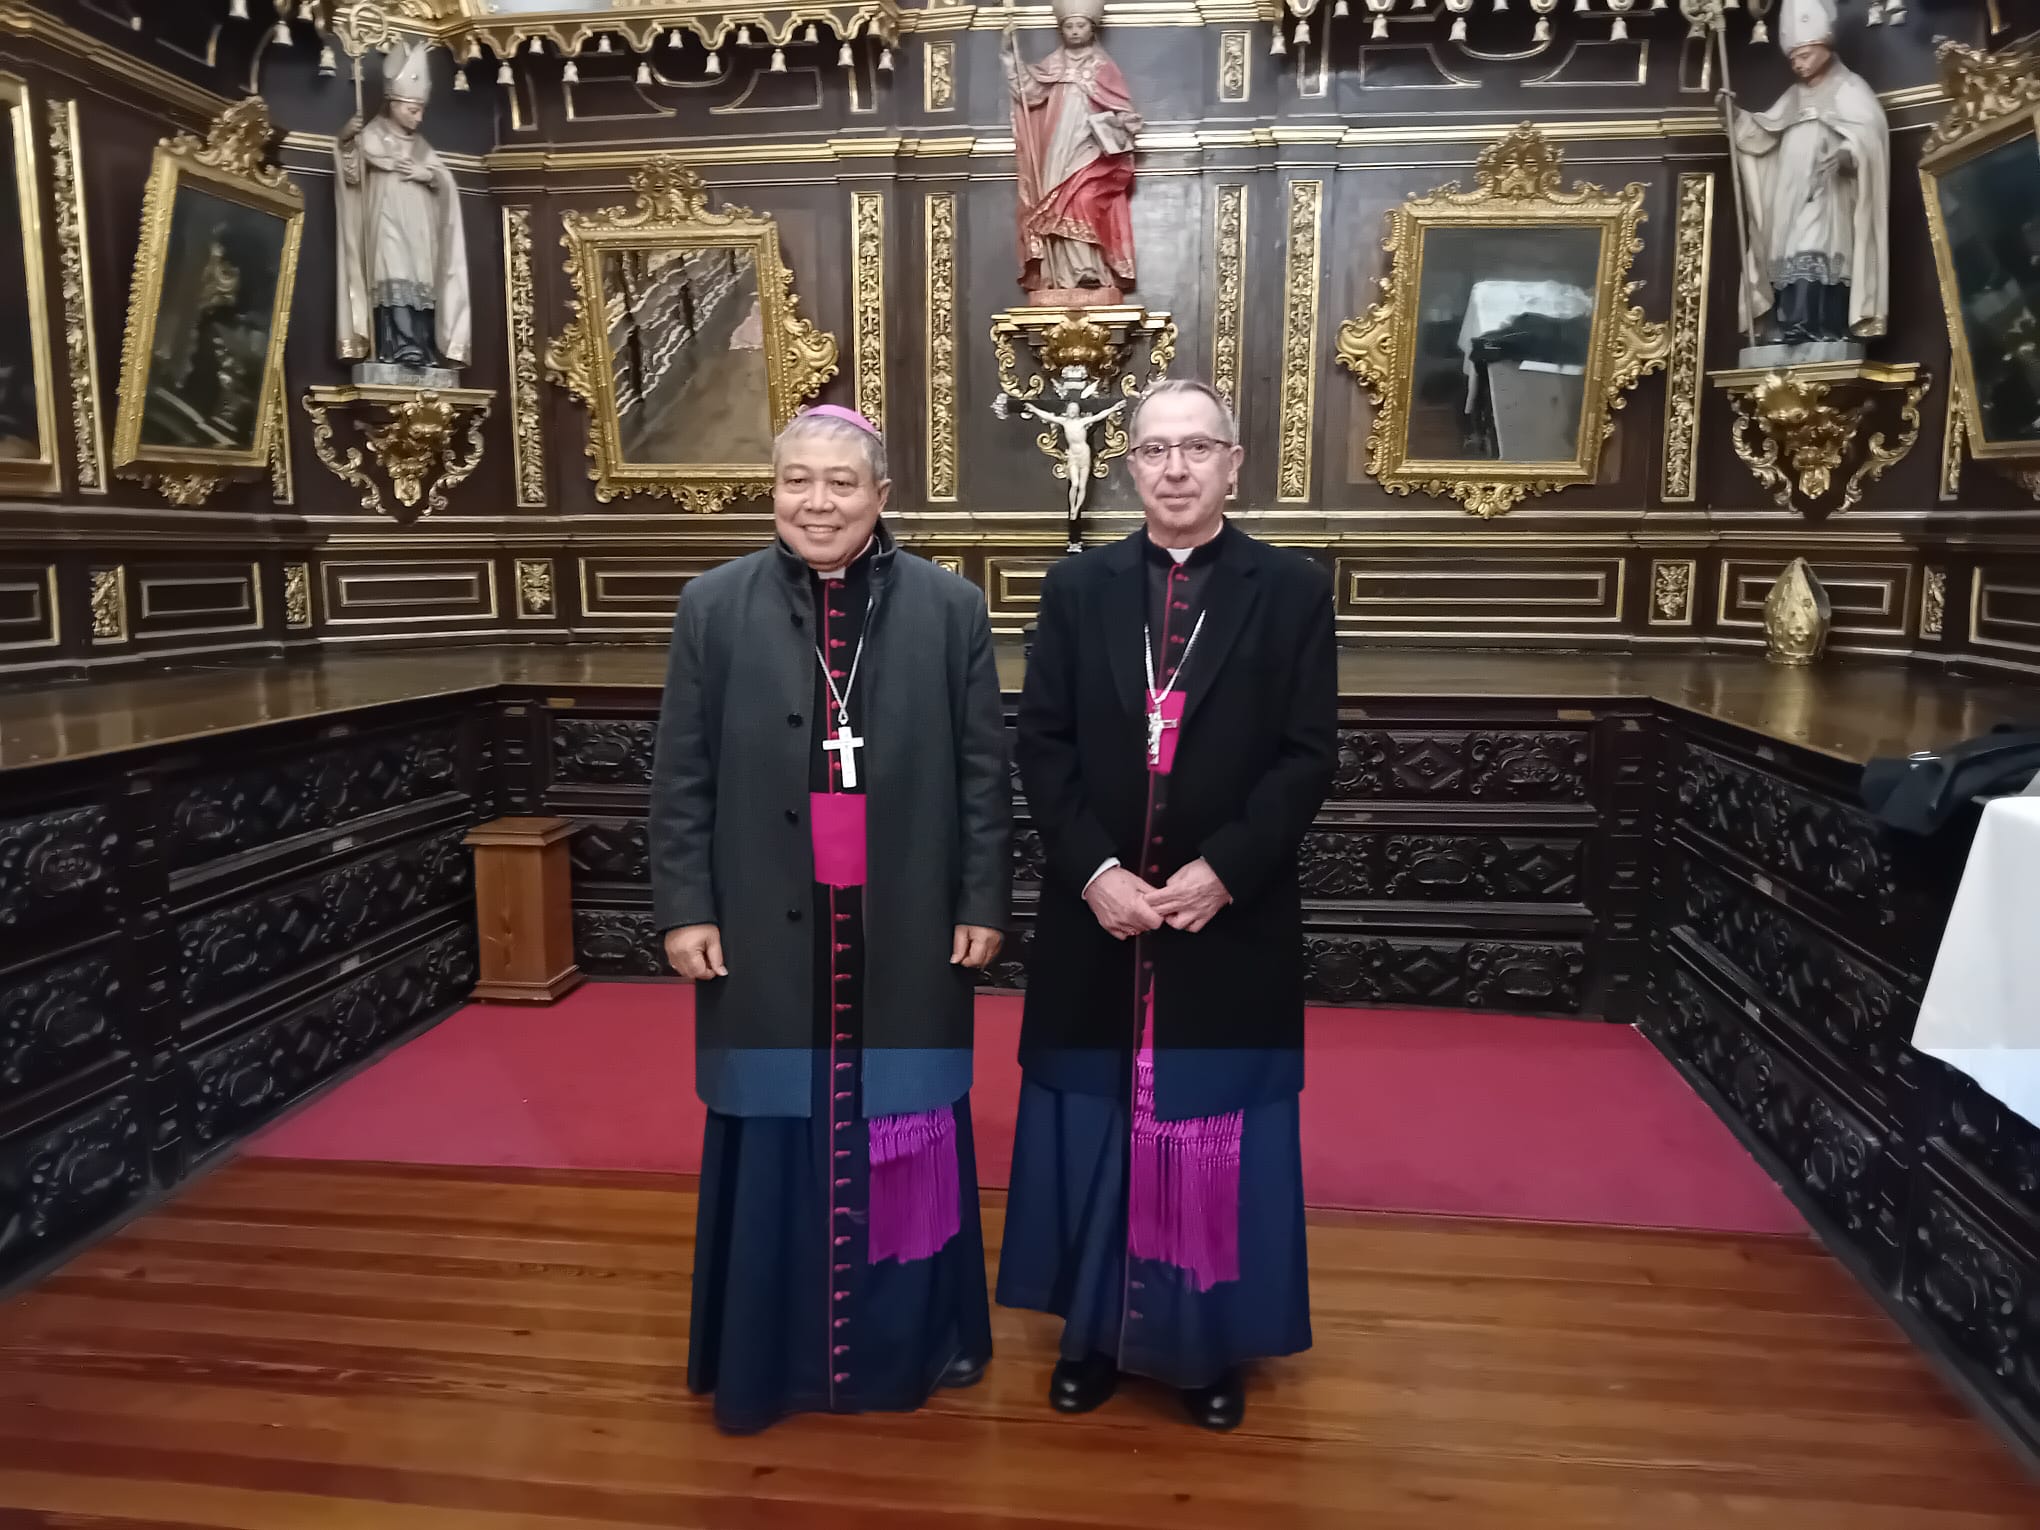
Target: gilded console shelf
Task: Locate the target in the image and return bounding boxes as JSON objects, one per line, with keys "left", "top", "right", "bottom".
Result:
{"left": 303, "top": 384, "right": 495, "bottom": 521}
{"left": 1710, "top": 362, "right": 1928, "bottom": 518}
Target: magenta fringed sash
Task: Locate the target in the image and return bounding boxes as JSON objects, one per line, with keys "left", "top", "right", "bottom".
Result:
{"left": 868, "top": 1109, "right": 961, "bottom": 1265}
{"left": 1130, "top": 1043, "right": 1243, "bottom": 1292}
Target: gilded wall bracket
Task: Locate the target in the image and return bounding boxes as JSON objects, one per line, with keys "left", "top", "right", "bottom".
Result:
{"left": 1709, "top": 361, "right": 1927, "bottom": 518}
{"left": 302, "top": 383, "right": 494, "bottom": 520}
{"left": 988, "top": 306, "right": 1176, "bottom": 551}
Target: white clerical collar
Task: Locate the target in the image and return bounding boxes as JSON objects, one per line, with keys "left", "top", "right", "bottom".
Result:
{"left": 1167, "top": 546, "right": 1192, "bottom": 564}
{"left": 815, "top": 535, "right": 876, "bottom": 580}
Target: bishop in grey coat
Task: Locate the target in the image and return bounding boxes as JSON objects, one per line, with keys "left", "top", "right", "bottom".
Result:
{"left": 651, "top": 405, "right": 1011, "bottom": 1433}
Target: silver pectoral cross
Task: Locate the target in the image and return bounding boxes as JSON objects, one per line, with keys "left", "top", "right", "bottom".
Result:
{"left": 1146, "top": 708, "right": 1176, "bottom": 767}
{"left": 823, "top": 715, "right": 865, "bottom": 789}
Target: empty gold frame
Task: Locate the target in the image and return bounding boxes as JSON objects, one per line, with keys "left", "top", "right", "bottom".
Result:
{"left": 111, "top": 99, "right": 303, "bottom": 506}
{"left": 0, "top": 74, "right": 62, "bottom": 496}
{"left": 1335, "top": 125, "right": 1669, "bottom": 519}
{"left": 546, "top": 158, "right": 839, "bottom": 511}
{"left": 1918, "top": 41, "right": 2040, "bottom": 479}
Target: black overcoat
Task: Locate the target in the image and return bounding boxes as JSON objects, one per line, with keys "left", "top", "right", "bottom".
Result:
{"left": 649, "top": 523, "right": 1012, "bottom": 1120}
{"left": 1014, "top": 524, "right": 1338, "bottom": 1119}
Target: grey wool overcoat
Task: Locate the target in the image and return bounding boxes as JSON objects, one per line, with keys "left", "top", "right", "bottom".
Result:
{"left": 648, "top": 522, "right": 1012, "bottom": 1120}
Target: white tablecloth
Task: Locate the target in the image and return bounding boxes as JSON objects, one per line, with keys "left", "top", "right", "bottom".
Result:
{"left": 1913, "top": 795, "right": 2040, "bottom": 1126}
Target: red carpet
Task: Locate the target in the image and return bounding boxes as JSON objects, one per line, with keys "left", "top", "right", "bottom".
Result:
{"left": 246, "top": 983, "right": 1804, "bottom": 1234}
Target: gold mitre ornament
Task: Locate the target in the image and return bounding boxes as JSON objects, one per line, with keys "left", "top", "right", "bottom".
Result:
{"left": 1052, "top": 0, "right": 1107, "bottom": 23}
{"left": 383, "top": 41, "right": 433, "bottom": 104}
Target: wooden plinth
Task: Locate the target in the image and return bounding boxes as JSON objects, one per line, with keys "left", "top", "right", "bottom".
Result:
{"left": 462, "top": 815, "right": 583, "bottom": 1003}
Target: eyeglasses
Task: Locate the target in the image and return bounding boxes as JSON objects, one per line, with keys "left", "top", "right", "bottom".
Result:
{"left": 1129, "top": 436, "right": 1228, "bottom": 468}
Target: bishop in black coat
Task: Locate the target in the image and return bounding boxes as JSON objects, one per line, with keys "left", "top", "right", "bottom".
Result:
{"left": 998, "top": 380, "right": 1337, "bottom": 1431}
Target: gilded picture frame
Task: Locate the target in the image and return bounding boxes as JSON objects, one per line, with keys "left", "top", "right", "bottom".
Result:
{"left": 112, "top": 98, "right": 303, "bottom": 506}
{"left": 0, "top": 73, "right": 62, "bottom": 496}
{"left": 1335, "top": 125, "right": 1668, "bottom": 519}
{"left": 1917, "top": 41, "right": 2040, "bottom": 469}
{"left": 545, "top": 158, "right": 839, "bottom": 511}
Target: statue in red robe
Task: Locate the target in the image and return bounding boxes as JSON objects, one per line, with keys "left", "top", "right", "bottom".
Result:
{"left": 1002, "top": 0, "right": 1142, "bottom": 306}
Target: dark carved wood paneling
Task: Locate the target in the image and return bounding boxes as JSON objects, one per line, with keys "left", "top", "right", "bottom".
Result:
{"left": 1299, "top": 830, "right": 1583, "bottom": 903}
{"left": 1671, "top": 855, "right": 1914, "bottom": 1115}
{"left": 552, "top": 718, "right": 656, "bottom": 790}
{"left": 1649, "top": 960, "right": 1905, "bottom": 1277}
{"left": 0, "top": 1091, "right": 149, "bottom": 1276}
{"left": 1301, "top": 934, "right": 1586, "bottom": 1013}
{"left": 0, "top": 952, "right": 122, "bottom": 1097}
{"left": 1330, "top": 729, "right": 1590, "bottom": 802}
{"left": 574, "top": 909, "right": 667, "bottom": 978}
{"left": 1670, "top": 737, "right": 1939, "bottom": 972}
{"left": 163, "top": 724, "right": 463, "bottom": 872}
{"left": 173, "top": 828, "right": 471, "bottom": 1012}
{"left": 1905, "top": 1178, "right": 2040, "bottom": 1437}
{"left": 184, "top": 927, "right": 476, "bottom": 1153}
{"left": 0, "top": 805, "right": 119, "bottom": 940}
{"left": 571, "top": 819, "right": 651, "bottom": 884}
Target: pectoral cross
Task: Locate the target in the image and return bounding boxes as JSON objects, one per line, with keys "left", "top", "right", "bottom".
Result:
{"left": 1146, "top": 707, "right": 1176, "bottom": 768}
{"left": 823, "top": 716, "right": 865, "bottom": 790}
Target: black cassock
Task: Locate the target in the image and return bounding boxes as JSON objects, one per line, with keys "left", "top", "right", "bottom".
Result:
{"left": 687, "top": 547, "right": 993, "bottom": 1433}
{"left": 999, "top": 524, "right": 1338, "bottom": 1386}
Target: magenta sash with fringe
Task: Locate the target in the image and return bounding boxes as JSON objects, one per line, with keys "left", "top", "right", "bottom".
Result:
{"left": 868, "top": 1108, "right": 961, "bottom": 1265}
{"left": 1130, "top": 1010, "right": 1244, "bottom": 1293}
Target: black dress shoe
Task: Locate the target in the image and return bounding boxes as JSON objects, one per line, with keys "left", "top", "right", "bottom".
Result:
{"left": 1181, "top": 1369, "right": 1244, "bottom": 1431}
{"left": 1049, "top": 1353, "right": 1118, "bottom": 1414}
{"left": 938, "top": 1354, "right": 988, "bottom": 1390}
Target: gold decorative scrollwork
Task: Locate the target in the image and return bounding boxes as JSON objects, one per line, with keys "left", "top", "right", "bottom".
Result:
{"left": 546, "top": 158, "right": 838, "bottom": 509}
{"left": 1650, "top": 559, "right": 1694, "bottom": 626}
{"left": 1922, "top": 567, "right": 1946, "bottom": 639}
{"left": 303, "top": 384, "right": 494, "bottom": 520}
{"left": 1335, "top": 126, "right": 1670, "bottom": 519}
{"left": 283, "top": 563, "right": 312, "bottom": 629}
{"left": 988, "top": 305, "right": 1177, "bottom": 478}
{"left": 1660, "top": 172, "right": 1711, "bottom": 504}
{"left": 503, "top": 207, "right": 546, "bottom": 508}
{"left": 925, "top": 40, "right": 956, "bottom": 111}
{"left": 45, "top": 96, "right": 103, "bottom": 494}
{"left": 925, "top": 191, "right": 959, "bottom": 502}
{"left": 851, "top": 191, "right": 887, "bottom": 429}
{"left": 516, "top": 559, "right": 555, "bottom": 618}
{"left": 1277, "top": 179, "right": 1322, "bottom": 504}
{"left": 1920, "top": 41, "right": 2040, "bottom": 160}
{"left": 88, "top": 566, "right": 125, "bottom": 643}
{"left": 1715, "top": 363, "right": 1928, "bottom": 517}
{"left": 1212, "top": 185, "right": 1247, "bottom": 414}
{"left": 1218, "top": 31, "right": 1249, "bottom": 102}
{"left": 1939, "top": 379, "right": 1965, "bottom": 501}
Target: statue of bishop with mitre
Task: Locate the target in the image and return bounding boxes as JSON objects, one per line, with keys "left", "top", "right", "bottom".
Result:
{"left": 1728, "top": 0, "right": 1890, "bottom": 348}
{"left": 334, "top": 42, "right": 471, "bottom": 375}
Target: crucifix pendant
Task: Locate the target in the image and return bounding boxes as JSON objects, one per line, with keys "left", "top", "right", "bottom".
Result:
{"left": 1146, "top": 708, "right": 1176, "bottom": 768}
{"left": 823, "top": 714, "right": 864, "bottom": 789}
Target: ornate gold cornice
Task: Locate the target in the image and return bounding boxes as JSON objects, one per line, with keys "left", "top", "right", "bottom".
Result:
{"left": 0, "top": 2, "right": 230, "bottom": 122}
{"left": 1920, "top": 40, "right": 2040, "bottom": 163}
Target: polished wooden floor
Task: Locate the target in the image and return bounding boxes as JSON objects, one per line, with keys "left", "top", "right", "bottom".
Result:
{"left": 0, "top": 1160, "right": 2032, "bottom": 1528}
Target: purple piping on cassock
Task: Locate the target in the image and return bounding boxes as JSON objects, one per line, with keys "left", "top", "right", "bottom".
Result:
{"left": 868, "top": 1108, "right": 960, "bottom": 1265}
{"left": 1130, "top": 1033, "right": 1244, "bottom": 1293}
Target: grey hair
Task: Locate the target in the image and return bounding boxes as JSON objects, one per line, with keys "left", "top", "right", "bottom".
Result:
{"left": 1128, "top": 378, "right": 1237, "bottom": 445}
{"left": 772, "top": 412, "right": 889, "bottom": 485}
